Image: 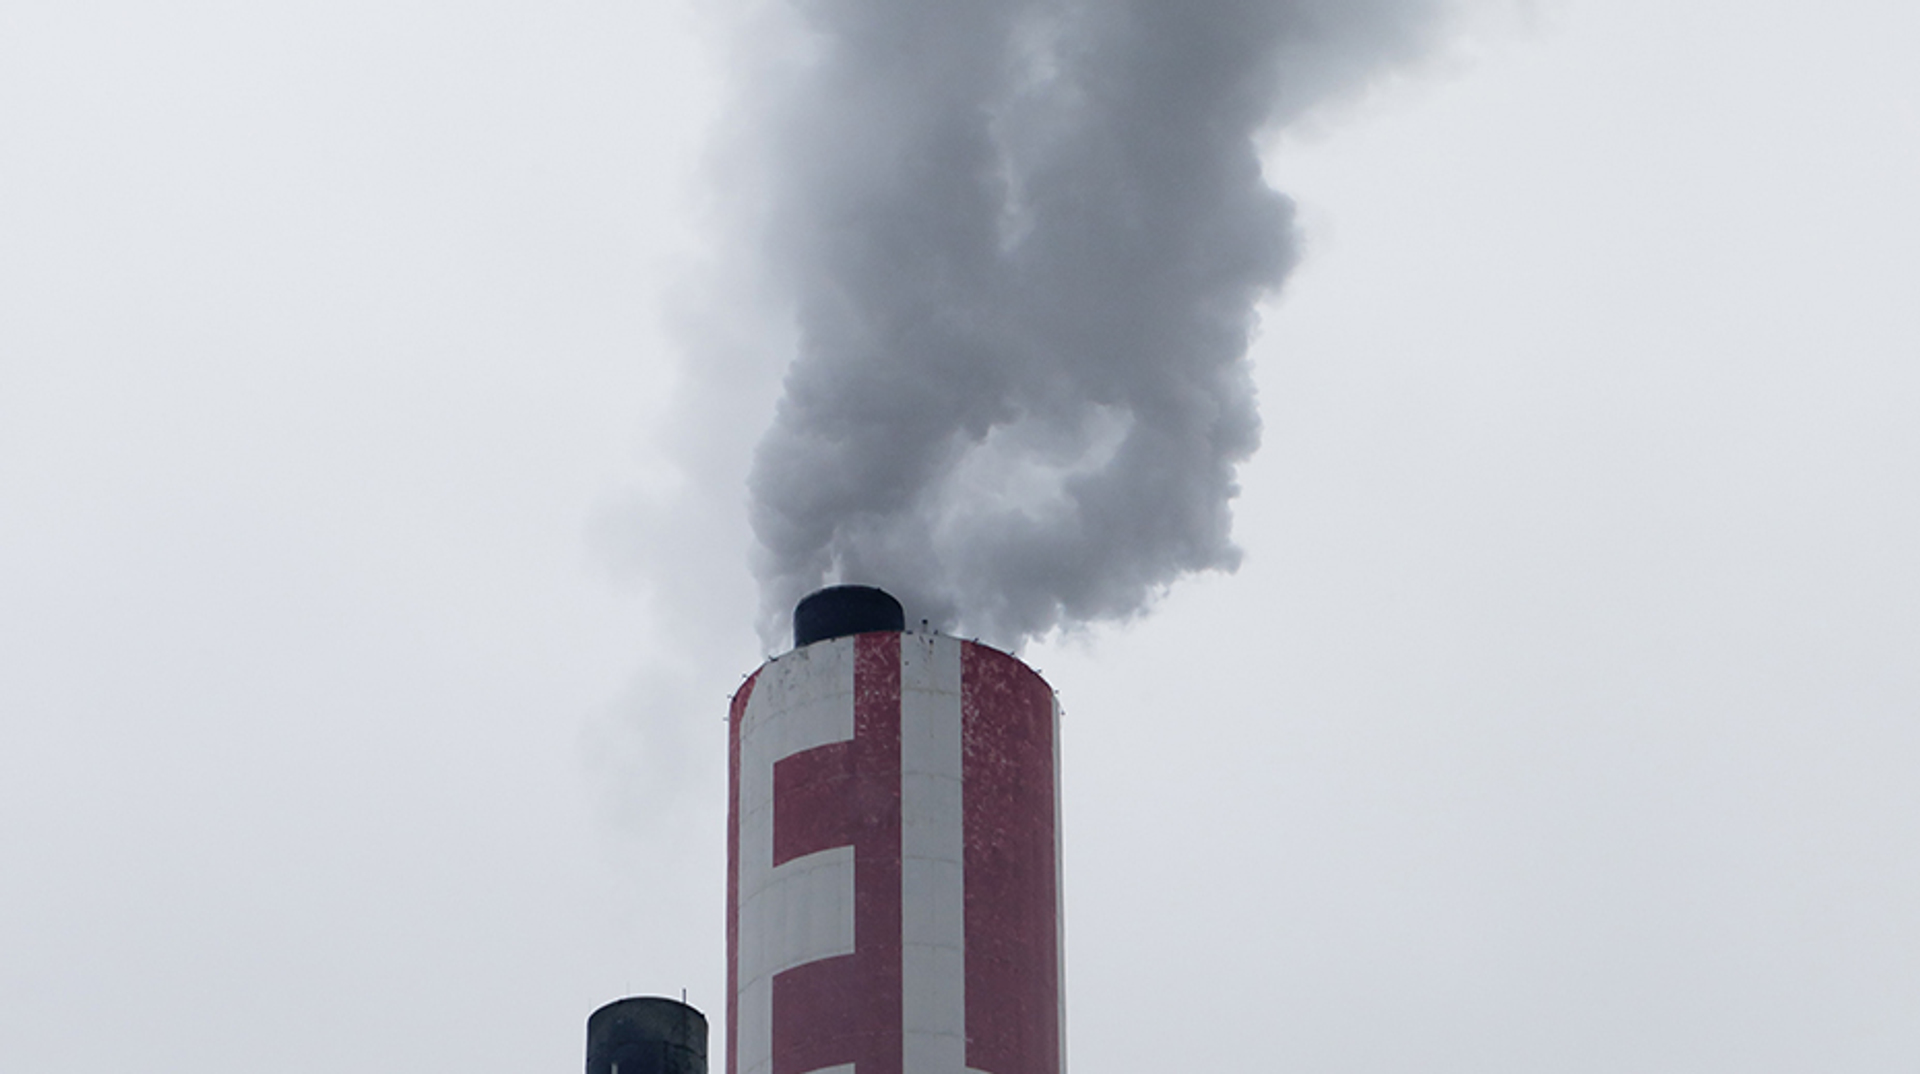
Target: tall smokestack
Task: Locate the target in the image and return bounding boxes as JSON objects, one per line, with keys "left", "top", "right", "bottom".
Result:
{"left": 727, "top": 587, "right": 1064, "bottom": 1074}
{"left": 587, "top": 997, "right": 708, "bottom": 1074}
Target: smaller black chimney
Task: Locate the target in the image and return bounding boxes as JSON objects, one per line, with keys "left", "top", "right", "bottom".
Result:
{"left": 586, "top": 997, "right": 706, "bottom": 1074}
{"left": 793, "top": 585, "right": 905, "bottom": 648}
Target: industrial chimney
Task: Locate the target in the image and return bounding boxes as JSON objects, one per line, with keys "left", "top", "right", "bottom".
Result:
{"left": 726, "top": 586, "right": 1065, "bottom": 1074}
{"left": 587, "top": 996, "right": 707, "bottom": 1074}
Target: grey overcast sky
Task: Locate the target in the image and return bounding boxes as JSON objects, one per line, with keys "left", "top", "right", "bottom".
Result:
{"left": 3, "top": 1, "right": 1917, "bottom": 1072}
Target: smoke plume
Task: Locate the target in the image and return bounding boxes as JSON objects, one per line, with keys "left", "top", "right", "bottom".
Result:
{"left": 743, "top": 0, "right": 1442, "bottom": 646}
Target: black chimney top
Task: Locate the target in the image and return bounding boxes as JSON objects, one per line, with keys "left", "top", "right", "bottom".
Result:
{"left": 793, "top": 585, "right": 905, "bottom": 648}
{"left": 586, "top": 996, "right": 706, "bottom": 1074}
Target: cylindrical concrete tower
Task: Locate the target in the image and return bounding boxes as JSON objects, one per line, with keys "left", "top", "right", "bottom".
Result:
{"left": 587, "top": 997, "right": 708, "bottom": 1074}
{"left": 727, "top": 588, "right": 1064, "bottom": 1074}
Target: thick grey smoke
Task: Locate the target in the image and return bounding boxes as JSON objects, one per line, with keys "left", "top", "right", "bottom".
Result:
{"left": 745, "top": 0, "right": 1442, "bottom": 646}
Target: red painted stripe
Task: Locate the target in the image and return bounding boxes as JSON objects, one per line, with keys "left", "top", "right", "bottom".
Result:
{"left": 962, "top": 644, "right": 1060, "bottom": 1074}
{"left": 770, "top": 951, "right": 862, "bottom": 1072}
{"left": 725, "top": 670, "right": 758, "bottom": 1074}
{"left": 769, "top": 633, "right": 904, "bottom": 1074}
{"left": 772, "top": 741, "right": 855, "bottom": 866}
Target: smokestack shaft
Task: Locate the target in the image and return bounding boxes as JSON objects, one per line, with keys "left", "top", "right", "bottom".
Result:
{"left": 727, "top": 624, "right": 1064, "bottom": 1074}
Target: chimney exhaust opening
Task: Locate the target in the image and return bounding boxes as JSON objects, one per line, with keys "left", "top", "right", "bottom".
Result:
{"left": 792, "top": 585, "right": 905, "bottom": 649}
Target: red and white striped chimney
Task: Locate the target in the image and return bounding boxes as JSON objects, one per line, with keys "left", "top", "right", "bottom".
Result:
{"left": 726, "top": 588, "right": 1064, "bottom": 1074}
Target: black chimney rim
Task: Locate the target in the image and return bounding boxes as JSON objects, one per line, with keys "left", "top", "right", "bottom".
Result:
{"left": 792, "top": 585, "right": 905, "bottom": 649}
{"left": 586, "top": 996, "right": 708, "bottom": 1069}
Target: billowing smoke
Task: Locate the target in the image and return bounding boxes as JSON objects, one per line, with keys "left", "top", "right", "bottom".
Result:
{"left": 743, "top": 0, "right": 1443, "bottom": 647}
